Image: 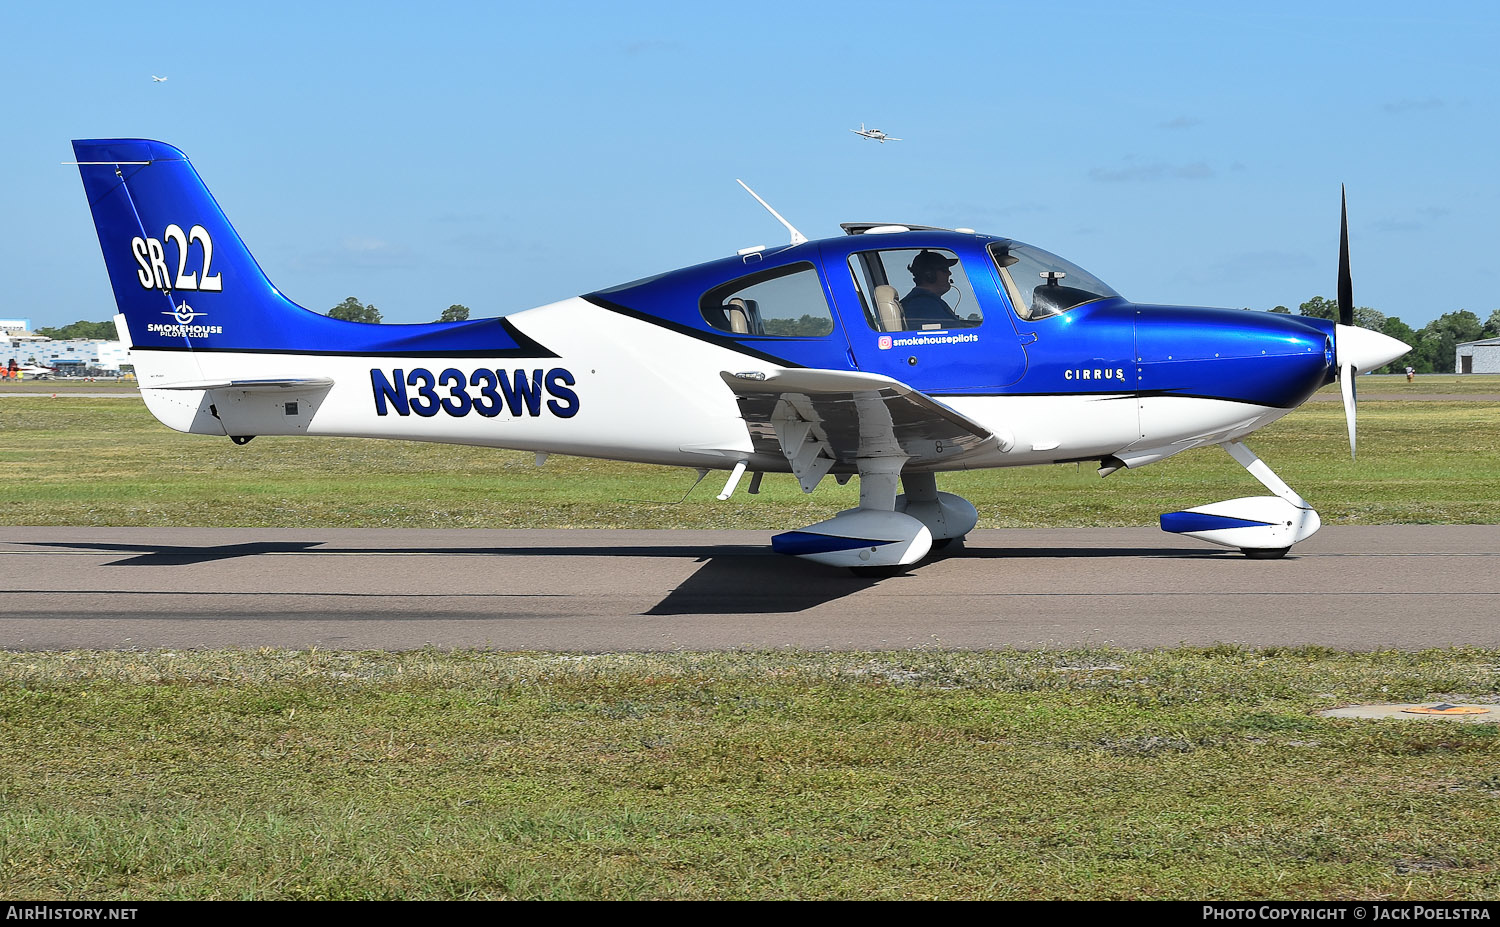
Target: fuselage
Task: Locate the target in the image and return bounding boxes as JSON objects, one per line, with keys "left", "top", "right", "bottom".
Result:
{"left": 125, "top": 226, "right": 1336, "bottom": 475}
{"left": 71, "top": 138, "right": 1340, "bottom": 477}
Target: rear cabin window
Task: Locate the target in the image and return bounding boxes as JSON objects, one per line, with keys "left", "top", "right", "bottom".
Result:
{"left": 700, "top": 262, "right": 834, "bottom": 337}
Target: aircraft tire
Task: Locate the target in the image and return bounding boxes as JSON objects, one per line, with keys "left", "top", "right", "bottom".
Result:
{"left": 848, "top": 565, "right": 908, "bottom": 578}
{"left": 1240, "top": 547, "right": 1290, "bottom": 560}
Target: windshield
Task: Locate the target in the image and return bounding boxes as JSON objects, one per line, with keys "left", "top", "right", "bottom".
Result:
{"left": 990, "top": 241, "right": 1121, "bottom": 319}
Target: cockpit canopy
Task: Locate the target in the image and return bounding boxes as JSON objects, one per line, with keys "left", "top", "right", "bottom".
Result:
{"left": 592, "top": 229, "right": 1126, "bottom": 350}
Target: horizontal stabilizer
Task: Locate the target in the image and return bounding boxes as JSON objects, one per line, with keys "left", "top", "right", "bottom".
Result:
{"left": 149, "top": 377, "right": 335, "bottom": 391}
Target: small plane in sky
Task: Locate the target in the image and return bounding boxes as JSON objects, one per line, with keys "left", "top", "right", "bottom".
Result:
{"left": 851, "top": 123, "right": 900, "bottom": 143}
{"left": 71, "top": 138, "right": 1408, "bottom": 571}
{"left": 151, "top": 75, "right": 167, "bottom": 82}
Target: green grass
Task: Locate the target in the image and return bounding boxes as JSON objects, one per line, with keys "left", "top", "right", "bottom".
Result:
{"left": 3, "top": 395, "right": 1499, "bottom": 528}
{"left": 3, "top": 395, "right": 1499, "bottom": 898}
{"left": 1315, "top": 374, "right": 1500, "bottom": 395}
{"left": 2, "top": 647, "right": 1498, "bottom": 899}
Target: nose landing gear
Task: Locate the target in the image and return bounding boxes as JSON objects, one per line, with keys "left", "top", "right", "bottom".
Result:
{"left": 1160, "top": 440, "right": 1320, "bottom": 558}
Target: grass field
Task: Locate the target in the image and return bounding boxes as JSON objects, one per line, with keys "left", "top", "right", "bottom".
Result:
{"left": 3, "top": 384, "right": 1500, "bottom": 529}
{"left": 1312, "top": 373, "right": 1500, "bottom": 396}
{"left": 2, "top": 389, "right": 1498, "bottom": 899}
{"left": 2, "top": 647, "right": 1498, "bottom": 899}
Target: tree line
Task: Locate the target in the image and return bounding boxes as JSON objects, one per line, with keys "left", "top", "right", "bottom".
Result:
{"left": 33, "top": 320, "right": 116, "bottom": 340}
{"left": 1270, "top": 298, "right": 1500, "bottom": 374}
{"left": 35, "top": 297, "right": 1499, "bottom": 374}
{"left": 32, "top": 303, "right": 472, "bottom": 338}
{"left": 326, "top": 299, "right": 470, "bottom": 324}
{"left": 327, "top": 296, "right": 1499, "bottom": 374}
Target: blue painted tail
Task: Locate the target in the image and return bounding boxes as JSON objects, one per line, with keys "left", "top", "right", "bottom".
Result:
{"left": 72, "top": 138, "right": 542, "bottom": 357}
{"left": 71, "top": 138, "right": 333, "bottom": 353}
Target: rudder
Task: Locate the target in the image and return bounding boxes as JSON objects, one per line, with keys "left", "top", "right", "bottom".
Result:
{"left": 73, "top": 138, "right": 338, "bottom": 356}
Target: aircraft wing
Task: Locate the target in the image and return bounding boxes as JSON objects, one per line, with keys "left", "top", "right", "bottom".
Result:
{"left": 720, "top": 367, "right": 1007, "bottom": 491}
{"left": 149, "top": 377, "right": 335, "bottom": 391}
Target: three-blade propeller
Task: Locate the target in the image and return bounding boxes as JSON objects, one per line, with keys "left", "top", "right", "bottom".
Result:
{"left": 1338, "top": 186, "right": 1358, "bottom": 457}
{"left": 1332, "top": 186, "right": 1412, "bottom": 458}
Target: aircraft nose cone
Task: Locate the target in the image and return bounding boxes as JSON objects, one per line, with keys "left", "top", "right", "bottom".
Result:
{"left": 1335, "top": 324, "right": 1410, "bottom": 372}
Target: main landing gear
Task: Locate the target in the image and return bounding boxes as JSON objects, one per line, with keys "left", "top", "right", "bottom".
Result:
{"left": 771, "top": 461, "right": 977, "bottom": 573}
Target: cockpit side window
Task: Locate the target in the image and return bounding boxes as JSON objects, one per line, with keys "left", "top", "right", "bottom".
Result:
{"left": 989, "top": 241, "right": 1121, "bottom": 320}
{"left": 846, "top": 248, "right": 983, "bottom": 332}
{"left": 699, "top": 262, "right": 834, "bottom": 337}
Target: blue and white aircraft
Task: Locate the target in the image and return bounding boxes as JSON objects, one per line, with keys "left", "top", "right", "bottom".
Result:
{"left": 851, "top": 123, "right": 901, "bottom": 143}
{"left": 72, "top": 138, "right": 1409, "bottom": 571}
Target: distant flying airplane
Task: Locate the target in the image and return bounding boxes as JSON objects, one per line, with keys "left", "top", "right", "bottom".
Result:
{"left": 851, "top": 122, "right": 900, "bottom": 143}
{"left": 151, "top": 75, "right": 167, "bottom": 82}
{"left": 71, "top": 138, "right": 1408, "bottom": 572}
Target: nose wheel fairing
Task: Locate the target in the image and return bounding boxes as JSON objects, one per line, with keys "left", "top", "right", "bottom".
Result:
{"left": 1160, "top": 496, "right": 1321, "bottom": 554}
{"left": 1160, "top": 440, "right": 1320, "bottom": 557}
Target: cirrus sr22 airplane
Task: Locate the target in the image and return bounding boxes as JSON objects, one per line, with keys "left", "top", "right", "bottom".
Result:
{"left": 72, "top": 138, "right": 1409, "bottom": 572}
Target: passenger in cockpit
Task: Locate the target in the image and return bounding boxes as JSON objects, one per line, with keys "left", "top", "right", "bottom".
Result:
{"left": 901, "top": 250, "right": 964, "bottom": 328}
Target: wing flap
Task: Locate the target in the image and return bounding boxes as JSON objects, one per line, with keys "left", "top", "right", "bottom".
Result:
{"left": 720, "top": 368, "right": 1003, "bottom": 489}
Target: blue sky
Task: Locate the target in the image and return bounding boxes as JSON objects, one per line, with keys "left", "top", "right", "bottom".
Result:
{"left": 4, "top": 0, "right": 1496, "bottom": 330}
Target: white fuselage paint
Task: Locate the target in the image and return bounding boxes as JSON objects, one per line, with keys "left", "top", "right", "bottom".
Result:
{"left": 126, "top": 297, "right": 1287, "bottom": 475}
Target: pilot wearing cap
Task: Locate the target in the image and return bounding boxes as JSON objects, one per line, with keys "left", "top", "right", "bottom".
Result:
{"left": 902, "top": 250, "right": 963, "bottom": 328}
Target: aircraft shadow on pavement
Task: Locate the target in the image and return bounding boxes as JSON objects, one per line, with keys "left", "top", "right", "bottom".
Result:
{"left": 22, "top": 540, "right": 329, "bottom": 566}
{"left": 23, "top": 539, "right": 1226, "bottom": 616}
{"left": 18, "top": 540, "right": 874, "bottom": 614}
{"left": 643, "top": 545, "right": 1228, "bottom": 614}
{"left": 22, "top": 540, "right": 778, "bottom": 567}
{"left": 644, "top": 554, "right": 876, "bottom": 614}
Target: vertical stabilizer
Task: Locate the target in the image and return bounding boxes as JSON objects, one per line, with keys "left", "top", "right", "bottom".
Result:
{"left": 72, "top": 139, "right": 324, "bottom": 355}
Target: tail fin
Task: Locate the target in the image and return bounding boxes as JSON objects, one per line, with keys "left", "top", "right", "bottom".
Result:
{"left": 72, "top": 139, "right": 549, "bottom": 362}
{"left": 71, "top": 138, "right": 328, "bottom": 353}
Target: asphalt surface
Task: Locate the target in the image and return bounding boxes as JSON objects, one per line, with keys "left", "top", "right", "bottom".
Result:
{"left": 4, "top": 526, "right": 1497, "bottom": 651}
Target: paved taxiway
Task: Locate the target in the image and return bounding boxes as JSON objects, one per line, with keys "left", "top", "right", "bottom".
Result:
{"left": 4, "top": 526, "right": 1498, "bottom": 651}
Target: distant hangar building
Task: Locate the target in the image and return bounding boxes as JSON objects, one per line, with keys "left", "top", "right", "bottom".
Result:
{"left": 2, "top": 318, "right": 129, "bottom": 375}
{"left": 1455, "top": 337, "right": 1500, "bottom": 374}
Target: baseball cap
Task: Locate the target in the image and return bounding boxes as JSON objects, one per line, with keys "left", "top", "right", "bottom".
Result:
{"left": 908, "top": 250, "right": 958, "bottom": 274}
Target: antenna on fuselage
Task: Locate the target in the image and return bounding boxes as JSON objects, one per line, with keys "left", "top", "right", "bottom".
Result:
{"left": 735, "top": 179, "right": 808, "bottom": 246}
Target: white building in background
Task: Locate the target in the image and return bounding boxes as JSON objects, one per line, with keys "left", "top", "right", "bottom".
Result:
{"left": 19, "top": 339, "right": 132, "bottom": 373}
{"left": 1455, "top": 338, "right": 1500, "bottom": 374}
{"left": 3, "top": 320, "right": 130, "bottom": 375}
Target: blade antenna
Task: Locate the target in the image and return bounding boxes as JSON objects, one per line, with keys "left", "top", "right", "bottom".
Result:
{"left": 736, "top": 179, "right": 808, "bottom": 246}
